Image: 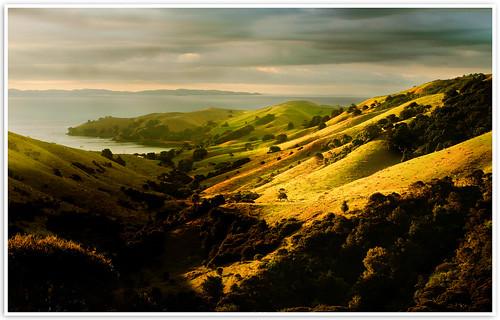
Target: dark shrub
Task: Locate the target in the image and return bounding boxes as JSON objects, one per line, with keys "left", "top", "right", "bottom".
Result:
{"left": 276, "top": 134, "right": 287, "bottom": 143}
{"left": 178, "top": 159, "right": 193, "bottom": 172}
{"left": 262, "top": 134, "right": 275, "bottom": 141}
{"left": 193, "top": 148, "right": 208, "bottom": 161}
{"left": 255, "top": 114, "right": 275, "bottom": 126}
{"left": 70, "top": 174, "right": 82, "bottom": 181}
{"left": 268, "top": 146, "right": 281, "bottom": 153}
{"left": 9, "top": 234, "right": 115, "bottom": 311}
{"left": 202, "top": 276, "right": 223, "bottom": 302}
{"left": 53, "top": 168, "right": 62, "bottom": 177}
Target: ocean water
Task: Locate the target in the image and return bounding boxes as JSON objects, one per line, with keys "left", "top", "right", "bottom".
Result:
{"left": 8, "top": 93, "right": 364, "bottom": 154}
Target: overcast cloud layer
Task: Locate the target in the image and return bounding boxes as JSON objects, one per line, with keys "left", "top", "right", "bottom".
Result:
{"left": 8, "top": 8, "right": 492, "bottom": 95}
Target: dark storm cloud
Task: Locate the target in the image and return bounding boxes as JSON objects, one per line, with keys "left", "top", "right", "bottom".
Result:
{"left": 8, "top": 8, "right": 492, "bottom": 94}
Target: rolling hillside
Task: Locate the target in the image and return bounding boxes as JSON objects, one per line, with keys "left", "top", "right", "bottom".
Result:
{"left": 67, "top": 107, "right": 246, "bottom": 140}
{"left": 250, "top": 132, "right": 491, "bottom": 222}
{"left": 67, "top": 101, "right": 336, "bottom": 146}
{"left": 8, "top": 132, "right": 169, "bottom": 229}
{"left": 8, "top": 73, "right": 492, "bottom": 312}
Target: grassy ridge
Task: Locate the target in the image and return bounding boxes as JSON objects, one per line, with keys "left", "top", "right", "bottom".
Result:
{"left": 8, "top": 74, "right": 493, "bottom": 312}
{"left": 253, "top": 132, "right": 491, "bottom": 222}
{"left": 68, "top": 107, "right": 245, "bottom": 139}
{"left": 8, "top": 132, "right": 168, "bottom": 225}
{"left": 68, "top": 101, "right": 335, "bottom": 145}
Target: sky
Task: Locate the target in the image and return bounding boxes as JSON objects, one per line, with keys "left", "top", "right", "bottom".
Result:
{"left": 8, "top": 8, "right": 492, "bottom": 96}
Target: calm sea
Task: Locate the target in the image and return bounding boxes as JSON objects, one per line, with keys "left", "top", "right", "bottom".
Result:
{"left": 8, "top": 93, "right": 364, "bottom": 154}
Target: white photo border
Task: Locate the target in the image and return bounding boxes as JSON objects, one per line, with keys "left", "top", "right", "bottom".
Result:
{"left": 1, "top": 1, "right": 497, "bottom": 319}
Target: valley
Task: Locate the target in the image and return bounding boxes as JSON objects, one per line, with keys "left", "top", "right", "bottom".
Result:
{"left": 8, "top": 73, "right": 492, "bottom": 312}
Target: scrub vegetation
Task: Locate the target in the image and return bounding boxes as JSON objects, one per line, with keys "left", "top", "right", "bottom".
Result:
{"left": 8, "top": 74, "right": 492, "bottom": 312}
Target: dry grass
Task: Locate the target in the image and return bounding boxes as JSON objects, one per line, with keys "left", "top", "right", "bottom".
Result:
{"left": 248, "top": 131, "right": 492, "bottom": 222}
{"left": 8, "top": 234, "right": 112, "bottom": 267}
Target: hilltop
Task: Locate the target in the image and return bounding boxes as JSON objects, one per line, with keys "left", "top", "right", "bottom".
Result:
{"left": 68, "top": 100, "right": 336, "bottom": 146}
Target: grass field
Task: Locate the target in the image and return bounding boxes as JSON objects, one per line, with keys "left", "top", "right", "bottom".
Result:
{"left": 8, "top": 132, "right": 168, "bottom": 225}
{"left": 8, "top": 74, "right": 493, "bottom": 308}
{"left": 244, "top": 131, "right": 492, "bottom": 223}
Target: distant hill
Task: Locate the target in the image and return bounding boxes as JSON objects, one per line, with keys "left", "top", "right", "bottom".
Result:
{"left": 67, "top": 101, "right": 336, "bottom": 146}
{"left": 9, "top": 88, "right": 261, "bottom": 97}
{"left": 8, "top": 73, "right": 492, "bottom": 312}
{"left": 198, "top": 73, "right": 491, "bottom": 216}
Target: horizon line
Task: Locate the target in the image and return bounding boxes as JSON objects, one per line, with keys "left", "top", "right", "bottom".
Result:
{"left": 8, "top": 87, "right": 368, "bottom": 97}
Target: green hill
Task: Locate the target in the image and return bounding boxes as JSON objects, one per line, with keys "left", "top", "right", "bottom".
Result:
{"left": 68, "top": 107, "right": 246, "bottom": 143}
{"left": 250, "top": 131, "right": 491, "bottom": 221}
{"left": 68, "top": 101, "right": 335, "bottom": 146}
{"left": 8, "top": 73, "right": 492, "bottom": 312}
{"left": 200, "top": 73, "right": 491, "bottom": 220}
{"left": 8, "top": 132, "right": 169, "bottom": 230}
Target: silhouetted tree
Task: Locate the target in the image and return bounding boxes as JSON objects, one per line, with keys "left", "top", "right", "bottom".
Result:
{"left": 277, "top": 188, "right": 288, "bottom": 201}
{"left": 178, "top": 159, "right": 193, "bottom": 172}
{"left": 101, "top": 148, "right": 113, "bottom": 160}
{"left": 193, "top": 148, "right": 208, "bottom": 161}
{"left": 341, "top": 200, "right": 349, "bottom": 213}
{"left": 276, "top": 134, "right": 288, "bottom": 143}
{"left": 268, "top": 146, "right": 281, "bottom": 153}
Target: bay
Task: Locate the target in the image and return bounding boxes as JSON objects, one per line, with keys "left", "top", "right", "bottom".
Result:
{"left": 8, "top": 93, "right": 364, "bottom": 154}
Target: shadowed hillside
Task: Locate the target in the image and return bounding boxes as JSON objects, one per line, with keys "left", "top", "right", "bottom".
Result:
{"left": 9, "top": 74, "right": 492, "bottom": 312}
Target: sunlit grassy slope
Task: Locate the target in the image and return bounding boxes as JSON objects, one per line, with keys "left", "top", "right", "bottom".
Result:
{"left": 199, "top": 76, "right": 490, "bottom": 225}
{"left": 212, "top": 100, "right": 333, "bottom": 134}
{"left": 184, "top": 131, "right": 492, "bottom": 292}
{"left": 201, "top": 93, "right": 445, "bottom": 197}
{"left": 8, "top": 132, "right": 167, "bottom": 224}
{"left": 68, "top": 101, "right": 335, "bottom": 145}
{"left": 68, "top": 107, "right": 246, "bottom": 137}
{"left": 8, "top": 75, "right": 492, "bottom": 296}
{"left": 234, "top": 132, "right": 491, "bottom": 223}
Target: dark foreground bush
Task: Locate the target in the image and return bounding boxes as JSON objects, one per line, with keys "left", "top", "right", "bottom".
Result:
{"left": 9, "top": 234, "right": 116, "bottom": 311}
{"left": 221, "top": 174, "right": 491, "bottom": 312}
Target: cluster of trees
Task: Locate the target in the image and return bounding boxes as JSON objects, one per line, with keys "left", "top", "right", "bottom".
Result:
{"left": 420, "top": 73, "right": 488, "bottom": 95}
{"left": 268, "top": 145, "right": 281, "bottom": 153}
{"left": 228, "top": 191, "right": 260, "bottom": 203}
{"left": 198, "top": 209, "right": 302, "bottom": 266}
{"left": 135, "top": 145, "right": 210, "bottom": 171}
{"left": 330, "top": 107, "right": 344, "bottom": 118}
{"left": 347, "top": 104, "right": 362, "bottom": 115}
{"left": 115, "top": 120, "right": 215, "bottom": 144}
{"left": 120, "top": 187, "right": 166, "bottom": 210}
{"left": 136, "top": 149, "right": 178, "bottom": 166}
{"left": 388, "top": 76, "right": 491, "bottom": 160}
{"left": 202, "top": 157, "right": 251, "bottom": 179}
{"left": 399, "top": 102, "right": 431, "bottom": 120}
{"left": 193, "top": 147, "right": 208, "bottom": 161}
{"left": 262, "top": 134, "right": 275, "bottom": 141}
{"left": 377, "top": 92, "right": 419, "bottom": 111}
{"left": 216, "top": 173, "right": 491, "bottom": 311}
{"left": 145, "top": 170, "right": 196, "bottom": 199}
{"left": 254, "top": 114, "right": 275, "bottom": 126}
{"left": 323, "top": 75, "right": 491, "bottom": 165}
{"left": 214, "top": 125, "right": 255, "bottom": 144}
{"left": 303, "top": 115, "right": 331, "bottom": 129}
{"left": 275, "top": 134, "right": 287, "bottom": 143}
{"left": 101, "top": 149, "right": 126, "bottom": 166}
